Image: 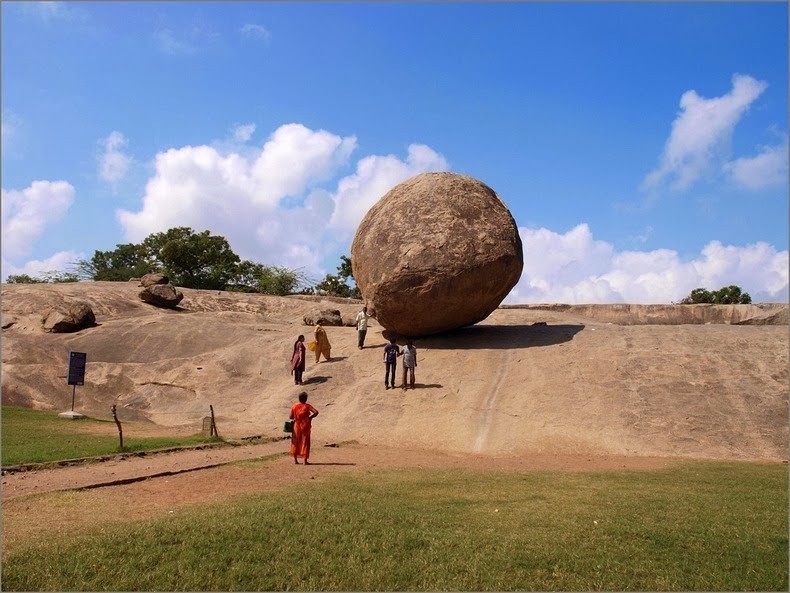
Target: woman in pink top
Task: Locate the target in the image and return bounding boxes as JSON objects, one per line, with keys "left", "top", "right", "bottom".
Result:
{"left": 291, "top": 335, "right": 306, "bottom": 385}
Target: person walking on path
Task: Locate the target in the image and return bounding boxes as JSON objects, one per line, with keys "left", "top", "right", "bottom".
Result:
{"left": 355, "top": 306, "right": 370, "bottom": 349}
{"left": 313, "top": 323, "right": 331, "bottom": 363}
{"left": 401, "top": 338, "right": 417, "bottom": 390}
{"left": 291, "top": 335, "right": 306, "bottom": 385}
{"left": 290, "top": 391, "right": 319, "bottom": 464}
{"left": 383, "top": 337, "right": 401, "bottom": 389}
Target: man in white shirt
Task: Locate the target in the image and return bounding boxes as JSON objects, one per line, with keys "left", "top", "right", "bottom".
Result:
{"left": 401, "top": 338, "right": 417, "bottom": 390}
{"left": 355, "top": 306, "right": 369, "bottom": 349}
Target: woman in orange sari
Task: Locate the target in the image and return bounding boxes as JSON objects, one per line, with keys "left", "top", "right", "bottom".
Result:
{"left": 289, "top": 391, "right": 319, "bottom": 464}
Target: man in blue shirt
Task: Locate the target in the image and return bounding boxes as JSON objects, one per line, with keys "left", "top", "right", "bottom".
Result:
{"left": 383, "top": 337, "right": 401, "bottom": 389}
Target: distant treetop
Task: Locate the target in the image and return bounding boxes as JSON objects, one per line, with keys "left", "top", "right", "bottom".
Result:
{"left": 678, "top": 285, "right": 752, "bottom": 305}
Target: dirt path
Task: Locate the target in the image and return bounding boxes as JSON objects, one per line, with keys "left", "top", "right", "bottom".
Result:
{"left": 2, "top": 437, "right": 676, "bottom": 502}
{"left": 0, "top": 437, "right": 759, "bottom": 559}
{"left": 2, "top": 439, "right": 290, "bottom": 499}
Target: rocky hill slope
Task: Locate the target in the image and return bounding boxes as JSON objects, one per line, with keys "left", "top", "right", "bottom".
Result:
{"left": 2, "top": 282, "right": 787, "bottom": 461}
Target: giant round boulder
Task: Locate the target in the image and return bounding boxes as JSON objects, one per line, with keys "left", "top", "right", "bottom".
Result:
{"left": 350, "top": 172, "right": 523, "bottom": 336}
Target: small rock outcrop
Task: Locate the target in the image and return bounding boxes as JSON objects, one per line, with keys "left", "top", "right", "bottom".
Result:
{"left": 303, "top": 309, "right": 344, "bottom": 326}
{"left": 139, "top": 273, "right": 170, "bottom": 287}
{"left": 42, "top": 302, "right": 96, "bottom": 333}
{"left": 139, "top": 282, "right": 184, "bottom": 309}
{"left": 351, "top": 172, "right": 523, "bottom": 336}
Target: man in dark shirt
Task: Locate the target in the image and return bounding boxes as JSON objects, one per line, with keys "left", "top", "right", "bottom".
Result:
{"left": 383, "top": 337, "right": 401, "bottom": 389}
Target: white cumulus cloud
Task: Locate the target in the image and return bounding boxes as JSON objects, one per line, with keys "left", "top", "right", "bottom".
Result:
{"left": 117, "top": 124, "right": 349, "bottom": 272}
{"left": 507, "top": 224, "right": 788, "bottom": 304}
{"left": 644, "top": 74, "right": 768, "bottom": 191}
{"left": 1, "top": 180, "right": 75, "bottom": 259}
{"left": 250, "top": 123, "right": 357, "bottom": 207}
{"left": 723, "top": 138, "right": 788, "bottom": 190}
{"left": 98, "top": 131, "right": 132, "bottom": 185}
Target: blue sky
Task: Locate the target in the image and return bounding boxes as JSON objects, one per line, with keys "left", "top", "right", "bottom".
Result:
{"left": 2, "top": 1, "right": 788, "bottom": 303}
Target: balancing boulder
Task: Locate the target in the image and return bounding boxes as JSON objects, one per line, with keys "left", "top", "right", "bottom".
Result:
{"left": 139, "top": 283, "right": 184, "bottom": 309}
{"left": 350, "top": 172, "right": 523, "bottom": 336}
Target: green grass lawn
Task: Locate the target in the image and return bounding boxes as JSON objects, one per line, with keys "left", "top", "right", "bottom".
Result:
{"left": 1, "top": 406, "right": 221, "bottom": 466}
{"left": 2, "top": 461, "right": 786, "bottom": 591}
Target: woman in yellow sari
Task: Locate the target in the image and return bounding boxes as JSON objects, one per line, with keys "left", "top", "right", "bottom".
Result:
{"left": 289, "top": 391, "right": 319, "bottom": 464}
{"left": 313, "top": 323, "right": 331, "bottom": 363}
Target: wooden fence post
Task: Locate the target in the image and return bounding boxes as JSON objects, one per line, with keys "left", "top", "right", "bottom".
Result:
{"left": 111, "top": 404, "right": 124, "bottom": 449}
{"left": 209, "top": 405, "right": 218, "bottom": 438}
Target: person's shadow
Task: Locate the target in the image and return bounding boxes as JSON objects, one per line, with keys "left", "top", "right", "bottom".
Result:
{"left": 303, "top": 376, "right": 330, "bottom": 385}
{"left": 321, "top": 356, "right": 348, "bottom": 363}
{"left": 404, "top": 383, "right": 443, "bottom": 389}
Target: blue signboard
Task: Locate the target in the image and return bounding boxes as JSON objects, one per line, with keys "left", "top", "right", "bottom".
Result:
{"left": 68, "top": 352, "right": 87, "bottom": 386}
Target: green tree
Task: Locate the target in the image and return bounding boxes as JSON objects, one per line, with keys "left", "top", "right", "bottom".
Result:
{"left": 67, "top": 226, "right": 310, "bottom": 293}
{"left": 77, "top": 243, "right": 151, "bottom": 281}
{"left": 140, "top": 227, "right": 240, "bottom": 290}
{"left": 713, "top": 284, "right": 752, "bottom": 304}
{"left": 228, "top": 260, "right": 308, "bottom": 295}
{"left": 679, "top": 285, "right": 751, "bottom": 305}
{"left": 679, "top": 287, "right": 714, "bottom": 304}
{"left": 42, "top": 271, "right": 80, "bottom": 283}
{"left": 6, "top": 274, "right": 47, "bottom": 284}
{"left": 338, "top": 255, "right": 354, "bottom": 280}
{"left": 6, "top": 271, "right": 78, "bottom": 283}
{"left": 314, "top": 254, "right": 361, "bottom": 298}
{"left": 314, "top": 273, "right": 354, "bottom": 297}
{"left": 228, "top": 260, "right": 266, "bottom": 293}
{"left": 257, "top": 265, "right": 307, "bottom": 295}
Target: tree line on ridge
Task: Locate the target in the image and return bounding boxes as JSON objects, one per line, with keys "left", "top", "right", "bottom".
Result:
{"left": 6, "top": 227, "right": 360, "bottom": 298}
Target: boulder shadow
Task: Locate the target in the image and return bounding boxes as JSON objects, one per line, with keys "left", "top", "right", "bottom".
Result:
{"left": 422, "top": 323, "right": 585, "bottom": 350}
{"left": 364, "top": 342, "right": 391, "bottom": 349}
{"left": 303, "top": 375, "right": 330, "bottom": 385}
{"left": 151, "top": 304, "right": 187, "bottom": 312}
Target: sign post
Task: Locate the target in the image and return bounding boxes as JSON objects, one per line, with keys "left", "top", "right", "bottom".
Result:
{"left": 59, "top": 352, "right": 87, "bottom": 419}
